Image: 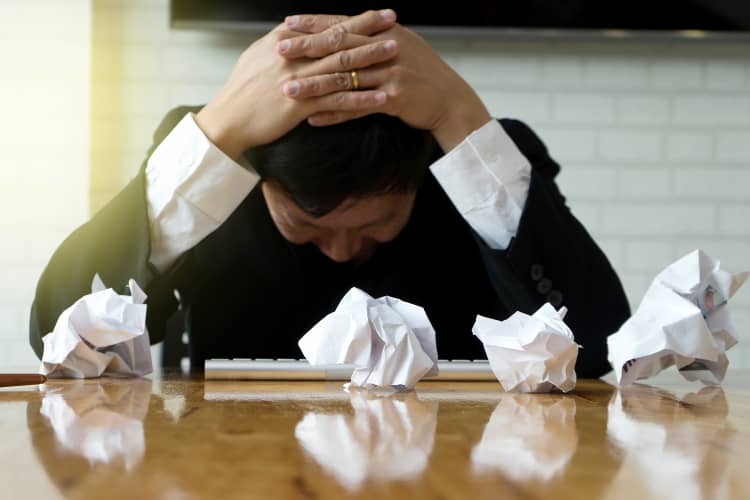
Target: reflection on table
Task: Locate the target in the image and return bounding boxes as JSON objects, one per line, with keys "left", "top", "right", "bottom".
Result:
{"left": 2, "top": 375, "right": 747, "bottom": 499}
{"left": 295, "top": 388, "right": 438, "bottom": 491}
{"left": 40, "top": 378, "right": 152, "bottom": 470}
{"left": 471, "top": 394, "right": 578, "bottom": 482}
{"left": 606, "top": 385, "right": 734, "bottom": 500}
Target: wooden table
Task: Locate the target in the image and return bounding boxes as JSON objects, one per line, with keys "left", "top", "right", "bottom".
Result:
{"left": 1, "top": 372, "right": 748, "bottom": 499}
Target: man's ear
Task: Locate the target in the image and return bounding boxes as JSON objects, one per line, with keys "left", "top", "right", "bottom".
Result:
{"left": 261, "top": 179, "right": 291, "bottom": 201}
{"left": 261, "top": 180, "right": 300, "bottom": 218}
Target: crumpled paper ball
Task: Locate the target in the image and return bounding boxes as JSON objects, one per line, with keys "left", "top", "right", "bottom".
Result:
{"left": 472, "top": 303, "right": 579, "bottom": 393}
{"left": 41, "top": 274, "right": 152, "bottom": 378}
{"left": 607, "top": 249, "right": 748, "bottom": 386}
{"left": 298, "top": 287, "right": 438, "bottom": 390}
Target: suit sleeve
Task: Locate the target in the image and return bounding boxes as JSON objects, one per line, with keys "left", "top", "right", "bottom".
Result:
{"left": 476, "top": 119, "right": 630, "bottom": 377}
{"left": 29, "top": 106, "right": 197, "bottom": 359}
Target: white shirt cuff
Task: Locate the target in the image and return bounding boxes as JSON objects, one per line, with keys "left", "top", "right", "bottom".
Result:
{"left": 429, "top": 119, "right": 531, "bottom": 250}
{"left": 145, "top": 112, "right": 260, "bottom": 271}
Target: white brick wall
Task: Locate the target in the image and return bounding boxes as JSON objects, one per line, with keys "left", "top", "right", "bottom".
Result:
{"left": 3, "top": 0, "right": 748, "bottom": 371}
{"left": 83, "top": 1, "right": 750, "bottom": 370}
{"left": 0, "top": 1, "right": 90, "bottom": 370}
{"left": 716, "top": 131, "right": 750, "bottom": 162}
{"left": 665, "top": 131, "right": 713, "bottom": 161}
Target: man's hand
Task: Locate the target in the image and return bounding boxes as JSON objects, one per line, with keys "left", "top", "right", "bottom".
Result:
{"left": 279, "top": 9, "right": 397, "bottom": 58}
{"left": 195, "top": 10, "right": 399, "bottom": 159}
{"left": 278, "top": 12, "right": 492, "bottom": 153}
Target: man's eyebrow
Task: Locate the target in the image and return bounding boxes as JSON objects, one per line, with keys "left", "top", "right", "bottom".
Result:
{"left": 358, "top": 212, "right": 397, "bottom": 229}
{"left": 286, "top": 210, "right": 397, "bottom": 229}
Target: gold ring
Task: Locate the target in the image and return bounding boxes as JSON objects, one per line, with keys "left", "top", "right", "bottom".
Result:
{"left": 350, "top": 70, "right": 360, "bottom": 90}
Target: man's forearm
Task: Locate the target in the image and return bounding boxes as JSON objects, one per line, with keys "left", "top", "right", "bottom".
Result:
{"left": 430, "top": 92, "right": 492, "bottom": 154}
{"left": 429, "top": 119, "right": 532, "bottom": 251}
{"left": 146, "top": 111, "right": 260, "bottom": 272}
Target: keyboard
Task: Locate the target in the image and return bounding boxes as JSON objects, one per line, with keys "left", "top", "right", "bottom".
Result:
{"left": 204, "top": 358, "right": 496, "bottom": 381}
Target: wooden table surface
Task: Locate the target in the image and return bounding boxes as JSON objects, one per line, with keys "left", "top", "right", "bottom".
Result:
{"left": 1, "top": 372, "right": 749, "bottom": 499}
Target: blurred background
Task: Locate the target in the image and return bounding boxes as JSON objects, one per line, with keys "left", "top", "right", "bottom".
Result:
{"left": 1, "top": 0, "right": 748, "bottom": 370}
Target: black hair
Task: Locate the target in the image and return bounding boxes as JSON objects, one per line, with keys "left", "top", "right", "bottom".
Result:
{"left": 246, "top": 113, "right": 436, "bottom": 217}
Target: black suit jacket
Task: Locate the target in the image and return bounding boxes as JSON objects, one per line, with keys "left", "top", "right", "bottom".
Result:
{"left": 29, "top": 107, "right": 630, "bottom": 377}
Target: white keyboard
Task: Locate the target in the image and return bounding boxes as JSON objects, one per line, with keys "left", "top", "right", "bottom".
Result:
{"left": 205, "top": 358, "right": 496, "bottom": 381}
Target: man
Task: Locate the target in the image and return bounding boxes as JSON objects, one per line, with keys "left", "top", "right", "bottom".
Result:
{"left": 29, "top": 10, "right": 629, "bottom": 377}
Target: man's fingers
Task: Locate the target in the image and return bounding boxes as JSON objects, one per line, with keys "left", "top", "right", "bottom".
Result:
{"left": 342, "top": 9, "right": 397, "bottom": 35}
{"left": 283, "top": 68, "right": 389, "bottom": 98}
{"left": 308, "top": 111, "right": 373, "bottom": 127}
{"left": 285, "top": 9, "right": 396, "bottom": 35}
{"left": 311, "top": 90, "right": 387, "bottom": 116}
{"left": 278, "top": 31, "right": 372, "bottom": 59}
{"left": 301, "top": 40, "right": 398, "bottom": 77}
{"left": 270, "top": 22, "right": 290, "bottom": 33}
{"left": 285, "top": 14, "right": 349, "bottom": 34}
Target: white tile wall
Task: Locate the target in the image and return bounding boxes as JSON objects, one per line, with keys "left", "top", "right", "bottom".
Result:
{"left": 0, "top": 1, "right": 90, "bottom": 370}
{"left": 82, "top": 1, "right": 750, "bottom": 370}
{"left": 4, "top": 0, "right": 749, "bottom": 371}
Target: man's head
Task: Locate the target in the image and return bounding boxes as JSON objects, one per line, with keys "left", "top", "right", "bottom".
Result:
{"left": 248, "top": 114, "right": 435, "bottom": 262}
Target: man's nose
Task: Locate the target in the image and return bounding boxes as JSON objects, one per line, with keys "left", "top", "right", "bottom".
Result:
{"left": 318, "top": 231, "right": 361, "bottom": 263}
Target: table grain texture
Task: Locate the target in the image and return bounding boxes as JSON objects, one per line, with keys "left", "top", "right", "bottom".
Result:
{"left": 1, "top": 372, "right": 748, "bottom": 499}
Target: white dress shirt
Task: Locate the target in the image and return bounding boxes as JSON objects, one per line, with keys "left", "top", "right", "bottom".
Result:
{"left": 145, "top": 113, "right": 532, "bottom": 272}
